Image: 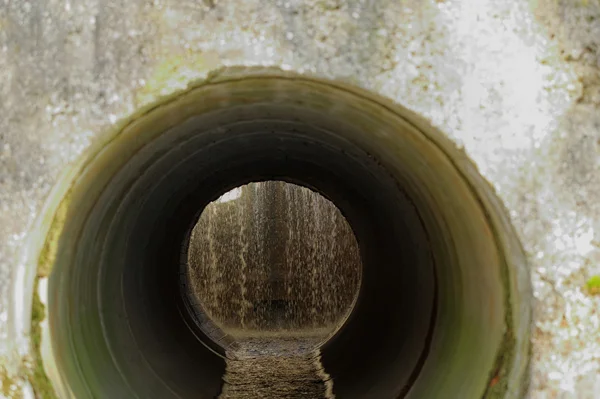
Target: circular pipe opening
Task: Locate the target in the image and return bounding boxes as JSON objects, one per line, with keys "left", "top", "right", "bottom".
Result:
{"left": 34, "top": 67, "right": 531, "bottom": 398}
{"left": 180, "top": 180, "right": 362, "bottom": 354}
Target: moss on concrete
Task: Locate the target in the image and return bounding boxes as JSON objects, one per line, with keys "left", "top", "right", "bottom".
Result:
{"left": 28, "top": 278, "right": 58, "bottom": 399}
{"left": 135, "top": 51, "right": 220, "bottom": 106}
{"left": 1, "top": 366, "right": 15, "bottom": 397}
{"left": 586, "top": 275, "right": 600, "bottom": 295}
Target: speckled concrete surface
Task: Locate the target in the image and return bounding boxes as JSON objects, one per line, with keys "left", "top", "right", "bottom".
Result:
{"left": 0, "top": 0, "right": 599, "bottom": 397}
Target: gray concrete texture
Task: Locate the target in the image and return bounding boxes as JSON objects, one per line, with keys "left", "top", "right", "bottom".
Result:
{"left": 0, "top": 0, "right": 599, "bottom": 397}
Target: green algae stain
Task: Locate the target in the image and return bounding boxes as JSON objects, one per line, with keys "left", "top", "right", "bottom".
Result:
{"left": 1, "top": 366, "right": 15, "bottom": 397}
{"left": 586, "top": 275, "right": 600, "bottom": 295}
{"left": 37, "top": 193, "right": 71, "bottom": 279}
{"left": 28, "top": 279, "right": 58, "bottom": 399}
{"left": 135, "top": 51, "right": 220, "bottom": 106}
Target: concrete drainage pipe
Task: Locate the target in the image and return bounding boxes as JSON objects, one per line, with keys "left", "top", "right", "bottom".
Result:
{"left": 31, "top": 67, "right": 530, "bottom": 398}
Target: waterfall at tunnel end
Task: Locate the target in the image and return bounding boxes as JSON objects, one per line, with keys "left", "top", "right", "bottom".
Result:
{"left": 183, "top": 181, "right": 362, "bottom": 343}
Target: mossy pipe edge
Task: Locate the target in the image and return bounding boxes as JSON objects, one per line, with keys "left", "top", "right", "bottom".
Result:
{"left": 29, "top": 66, "right": 531, "bottom": 398}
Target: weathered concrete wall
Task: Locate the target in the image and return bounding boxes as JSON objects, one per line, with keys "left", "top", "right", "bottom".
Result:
{"left": 0, "top": 0, "right": 599, "bottom": 397}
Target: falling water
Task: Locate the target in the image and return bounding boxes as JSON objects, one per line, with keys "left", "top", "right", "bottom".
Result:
{"left": 184, "top": 181, "right": 362, "bottom": 398}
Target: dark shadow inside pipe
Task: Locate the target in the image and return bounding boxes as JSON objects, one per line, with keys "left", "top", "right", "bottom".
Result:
{"left": 116, "top": 124, "right": 435, "bottom": 397}
{"left": 42, "top": 72, "right": 526, "bottom": 399}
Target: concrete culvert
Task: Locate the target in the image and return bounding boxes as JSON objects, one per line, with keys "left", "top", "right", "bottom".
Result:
{"left": 32, "top": 67, "right": 531, "bottom": 398}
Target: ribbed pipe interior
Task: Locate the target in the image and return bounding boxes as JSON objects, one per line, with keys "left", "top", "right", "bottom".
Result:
{"left": 38, "top": 68, "right": 530, "bottom": 399}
